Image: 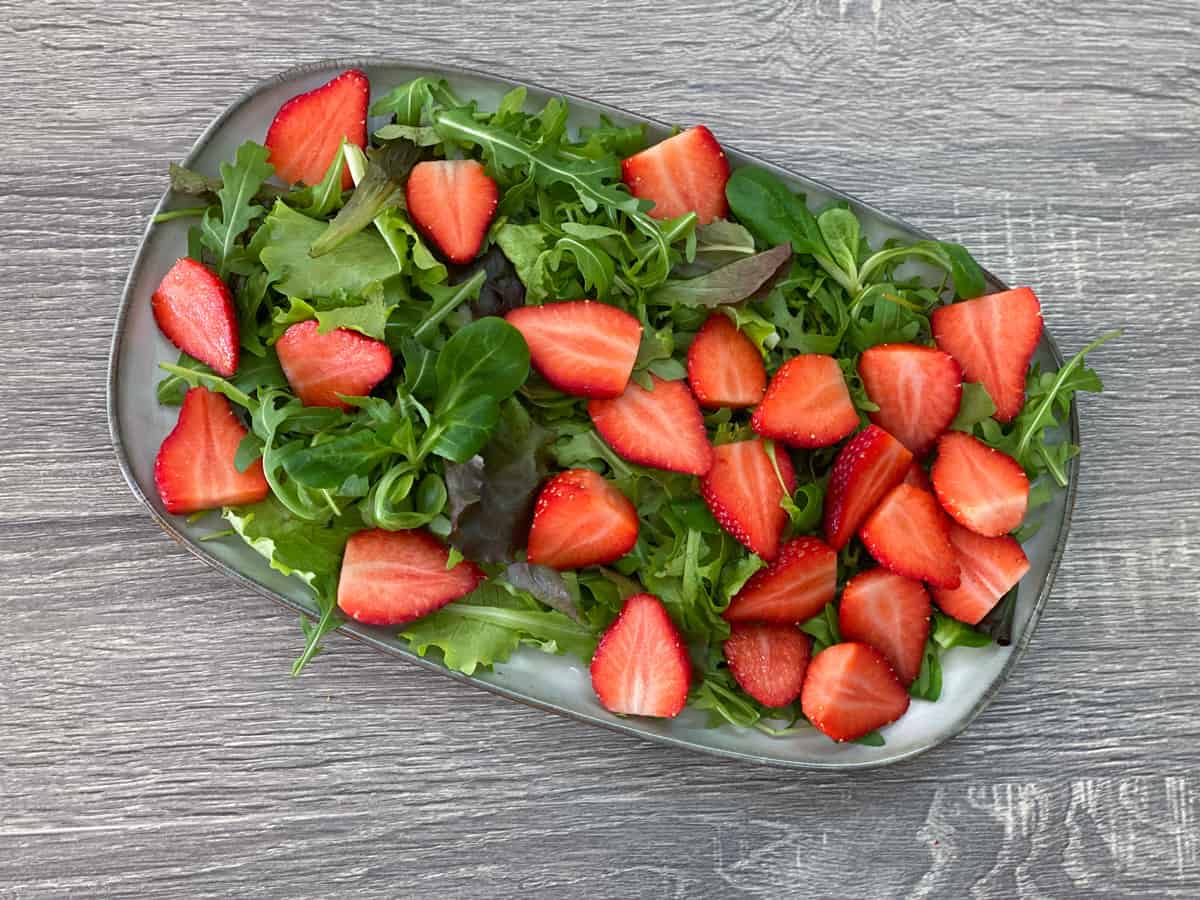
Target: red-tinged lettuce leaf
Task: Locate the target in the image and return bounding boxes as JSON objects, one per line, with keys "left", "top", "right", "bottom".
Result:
{"left": 648, "top": 244, "right": 792, "bottom": 307}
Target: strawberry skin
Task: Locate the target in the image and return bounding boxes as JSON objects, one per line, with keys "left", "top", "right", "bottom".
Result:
{"left": 506, "top": 300, "right": 642, "bottom": 399}
{"left": 839, "top": 569, "right": 931, "bottom": 686}
{"left": 590, "top": 593, "right": 691, "bottom": 718}
{"left": 621, "top": 125, "right": 730, "bottom": 225}
{"left": 275, "top": 320, "right": 394, "bottom": 409}
{"left": 723, "top": 624, "right": 811, "bottom": 708}
{"left": 152, "top": 257, "right": 239, "bottom": 377}
{"left": 405, "top": 159, "right": 499, "bottom": 264}
{"left": 751, "top": 354, "right": 860, "bottom": 449}
{"left": 265, "top": 68, "right": 368, "bottom": 189}
{"left": 723, "top": 537, "right": 837, "bottom": 624}
{"left": 154, "top": 387, "right": 269, "bottom": 514}
{"left": 526, "top": 469, "right": 639, "bottom": 570}
{"left": 859, "top": 484, "right": 961, "bottom": 588}
{"left": 858, "top": 343, "right": 963, "bottom": 457}
{"left": 701, "top": 439, "right": 795, "bottom": 561}
{"left": 931, "top": 523, "right": 1030, "bottom": 625}
{"left": 687, "top": 313, "right": 767, "bottom": 408}
{"left": 801, "top": 642, "right": 911, "bottom": 742}
{"left": 822, "top": 425, "right": 913, "bottom": 551}
{"left": 589, "top": 375, "right": 713, "bottom": 476}
{"left": 932, "top": 431, "right": 1030, "bottom": 536}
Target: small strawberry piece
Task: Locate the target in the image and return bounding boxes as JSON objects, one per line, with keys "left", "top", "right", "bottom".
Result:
{"left": 589, "top": 376, "right": 713, "bottom": 475}
{"left": 526, "top": 469, "right": 639, "bottom": 570}
{"left": 932, "top": 287, "right": 1043, "bottom": 423}
{"left": 932, "top": 431, "right": 1030, "bottom": 537}
{"left": 621, "top": 125, "right": 730, "bottom": 225}
{"left": 275, "top": 320, "right": 394, "bottom": 409}
{"left": 724, "top": 537, "right": 837, "bottom": 624}
{"left": 723, "top": 624, "right": 811, "bottom": 707}
{"left": 751, "top": 354, "right": 859, "bottom": 449}
{"left": 152, "top": 257, "right": 239, "bottom": 377}
{"left": 931, "top": 523, "right": 1030, "bottom": 625}
{"left": 701, "top": 439, "right": 795, "bottom": 560}
{"left": 154, "top": 387, "right": 269, "bottom": 514}
{"left": 687, "top": 313, "right": 767, "bottom": 408}
{"left": 903, "top": 462, "right": 932, "bottom": 492}
{"left": 336, "top": 528, "right": 484, "bottom": 626}
{"left": 859, "top": 484, "right": 961, "bottom": 588}
{"left": 265, "top": 68, "right": 368, "bottom": 189}
{"left": 506, "top": 301, "right": 642, "bottom": 399}
{"left": 822, "top": 425, "right": 913, "bottom": 551}
{"left": 405, "top": 159, "right": 499, "bottom": 263}
{"left": 839, "top": 569, "right": 931, "bottom": 686}
{"left": 590, "top": 593, "right": 691, "bottom": 718}
{"left": 858, "top": 343, "right": 963, "bottom": 456}
{"left": 801, "top": 642, "right": 911, "bottom": 742}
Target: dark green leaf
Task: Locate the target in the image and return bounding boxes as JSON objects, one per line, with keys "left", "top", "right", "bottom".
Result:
{"left": 649, "top": 244, "right": 792, "bottom": 307}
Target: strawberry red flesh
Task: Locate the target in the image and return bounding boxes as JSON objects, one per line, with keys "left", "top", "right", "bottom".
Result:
{"left": 526, "top": 469, "right": 639, "bottom": 570}
{"left": 152, "top": 257, "right": 239, "bottom": 377}
{"left": 839, "top": 568, "right": 931, "bottom": 686}
{"left": 405, "top": 159, "right": 499, "bottom": 264}
{"left": 590, "top": 593, "right": 691, "bottom": 717}
{"left": 931, "top": 523, "right": 1030, "bottom": 625}
{"left": 724, "top": 537, "right": 837, "bottom": 624}
{"left": 801, "top": 642, "right": 911, "bottom": 742}
{"left": 822, "top": 425, "right": 913, "bottom": 551}
{"left": 275, "top": 320, "right": 394, "bottom": 409}
{"left": 751, "top": 354, "right": 860, "bottom": 449}
{"left": 932, "top": 431, "right": 1030, "bottom": 536}
{"left": 687, "top": 313, "right": 767, "bottom": 408}
{"left": 723, "top": 624, "right": 811, "bottom": 708}
{"left": 859, "top": 483, "right": 961, "bottom": 588}
{"left": 858, "top": 343, "right": 963, "bottom": 457}
{"left": 621, "top": 125, "right": 730, "bottom": 225}
{"left": 702, "top": 439, "right": 795, "bottom": 561}
{"left": 589, "top": 375, "right": 713, "bottom": 475}
{"left": 265, "top": 68, "right": 368, "bottom": 189}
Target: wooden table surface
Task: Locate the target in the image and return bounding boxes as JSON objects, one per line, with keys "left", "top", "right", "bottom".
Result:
{"left": 3, "top": 1, "right": 1198, "bottom": 896}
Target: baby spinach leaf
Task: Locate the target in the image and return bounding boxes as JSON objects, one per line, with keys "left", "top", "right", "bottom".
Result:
{"left": 434, "top": 316, "right": 531, "bottom": 410}
{"left": 424, "top": 394, "right": 501, "bottom": 463}
{"left": 649, "top": 244, "right": 792, "bottom": 307}
{"left": 817, "top": 207, "right": 861, "bottom": 285}
{"left": 282, "top": 429, "right": 396, "bottom": 489}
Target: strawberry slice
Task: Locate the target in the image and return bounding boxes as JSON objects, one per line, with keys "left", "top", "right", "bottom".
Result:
{"left": 839, "top": 569, "right": 931, "bottom": 686}
{"left": 931, "top": 523, "right": 1030, "bottom": 625}
{"left": 859, "top": 484, "right": 961, "bottom": 588}
{"left": 526, "top": 469, "right": 639, "bottom": 570}
{"left": 858, "top": 343, "right": 963, "bottom": 456}
{"left": 751, "top": 354, "right": 860, "bottom": 449}
{"left": 505, "top": 300, "right": 642, "bottom": 399}
{"left": 903, "top": 462, "right": 932, "bottom": 492}
{"left": 701, "top": 439, "right": 795, "bottom": 560}
{"left": 588, "top": 375, "right": 713, "bottom": 475}
{"left": 822, "top": 425, "right": 913, "bottom": 551}
{"left": 154, "top": 387, "right": 269, "bottom": 514}
{"left": 405, "top": 159, "right": 499, "bottom": 264}
{"left": 620, "top": 126, "right": 730, "bottom": 225}
{"left": 723, "top": 537, "right": 837, "bottom": 624}
{"left": 152, "top": 257, "right": 239, "bottom": 377}
{"left": 932, "top": 287, "right": 1043, "bottom": 423}
{"left": 723, "top": 624, "right": 811, "bottom": 708}
{"left": 931, "top": 431, "right": 1030, "bottom": 536}
{"left": 265, "top": 68, "right": 368, "bottom": 189}
{"left": 336, "top": 528, "right": 484, "bottom": 626}
{"left": 275, "top": 320, "right": 394, "bottom": 409}
{"left": 801, "top": 642, "right": 911, "bottom": 742}
{"left": 687, "top": 313, "right": 767, "bottom": 408}
{"left": 590, "top": 593, "right": 691, "bottom": 717}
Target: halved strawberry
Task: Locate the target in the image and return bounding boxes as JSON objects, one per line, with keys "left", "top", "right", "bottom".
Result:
{"left": 932, "top": 287, "right": 1043, "bottom": 423}
{"left": 903, "top": 462, "right": 932, "bottom": 491}
{"left": 859, "top": 484, "right": 961, "bottom": 588}
{"left": 505, "top": 300, "right": 642, "bottom": 399}
{"left": 723, "top": 537, "right": 837, "bottom": 624}
{"left": 588, "top": 376, "right": 713, "bottom": 475}
{"left": 265, "top": 68, "right": 368, "bottom": 189}
{"left": 526, "top": 469, "right": 639, "bottom": 570}
{"left": 931, "top": 523, "right": 1030, "bottom": 625}
{"left": 590, "top": 593, "right": 691, "bottom": 717}
{"left": 621, "top": 125, "right": 730, "bottom": 225}
{"left": 839, "top": 569, "right": 931, "bottom": 686}
{"left": 405, "top": 159, "right": 499, "bottom": 264}
{"left": 152, "top": 257, "right": 239, "bottom": 377}
{"left": 723, "top": 624, "right": 811, "bottom": 707}
{"left": 751, "top": 354, "right": 860, "bottom": 449}
{"left": 701, "top": 439, "right": 795, "bottom": 560}
{"left": 275, "top": 320, "right": 394, "bottom": 409}
{"left": 687, "top": 313, "right": 766, "bottom": 408}
{"left": 822, "top": 425, "right": 913, "bottom": 551}
{"left": 931, "top": 431, "right": 1029, "bottom": 536}
{"left": 336, "top": 528, "right": 484, "bottom": 626}
{"left": 858, "top": 344, "right": 963, "bottom": 456}
{"left": 801, "top": 642, "right": 911, "bottom": 742}
{"left": 154, "top": 387, "right": 269, "bottom": 514}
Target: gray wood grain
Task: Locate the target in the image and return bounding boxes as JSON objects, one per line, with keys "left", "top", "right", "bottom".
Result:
{"left": 1, "top": 0, "right": 1198, "bottom": 896}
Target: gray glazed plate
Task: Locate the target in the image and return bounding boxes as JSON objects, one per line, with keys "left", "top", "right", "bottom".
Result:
{"left": 108, "top": 58, "right": 1078, "bottom": 770}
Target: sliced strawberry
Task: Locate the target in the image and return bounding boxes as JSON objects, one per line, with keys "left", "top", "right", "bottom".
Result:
{"left": 275, "top": 320, "right": 394, "bottom": 409}
{"left": 932, "top": 287, "right": 1043, "bottom": 423}
{"left": 801, "top": 642, "right": 911, "bottom": 742}
{"left": 932, "top": 431, "right": 1030, "bottom": 536}
{"left": 621, "top": 125, "right": 730, "bottom": 225}
{"left": 526, "top": 469, "right": 639, "bottom": 570}
{"left": 839, "top": 569, "right": 931, "bottom": 686}
{"left": 405, "top": 159, "right": 499, "bottom": 264}
{"left": 931, "top": 523, "right": 1030, "bottom": 625}
{"left": 751, "top": 354, "right": 859, "bottom": 449}
{"left": 152, "top": 257, "right": 239, "bottom": 377}
{"left": 903, "top": 462, "right": 932, "bottom": 492}
{"left": 154, "top": 387, "right": 268, "bottom": 514}
{"left": 701, "top": 439, "right": 795, "bottom": 560}
{"left": 822, "top": 425, "right": 913, "bottom": 551}
{"left": 687, "top": 313, "right": 767, "bottom": 408}
{"left": 859, "top": 484, "right": 961, "bottom": 588}
{"left": 265, "top": 68, "right": 368, "bottom": 189}
{"left": 590, "top": 593, "right": 691, "bottom": 717}
{"left": 858, "top": 344, "right": 963, "bottom": 456}
{"left": 505, "top": 300, "right": 642, "bottom": 399}
{"left": 588, "top": 376, "right": 713, "bottom": 475}
{"left": 723, "top": 537, "right": 837, "bottom": 624}
{"left": 723, "top": 624, "right": 810, "bottom": 707}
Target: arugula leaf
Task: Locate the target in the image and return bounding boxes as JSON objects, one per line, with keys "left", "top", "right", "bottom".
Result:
{"left": 291, "top": 144, "right": 346, "bottom": 219}
{"left": 649, "top": 244, "right": 792, "bottom": 307}
{"left": 199, "top": 141, "right": 274, "bottom": 278}
{"left": 370, "top": 77, "right": 460, "bottom": 124}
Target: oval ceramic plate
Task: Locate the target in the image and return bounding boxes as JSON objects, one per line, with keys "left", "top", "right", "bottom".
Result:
{"left": 108, "top": 58, "right": 1078, "bottom": 770}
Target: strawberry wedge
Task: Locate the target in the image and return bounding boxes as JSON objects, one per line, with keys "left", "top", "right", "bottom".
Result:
{"left": 839, "top": 569, "right": 932, "bottom": 686}
{"left": 265, "top": 68, "right": 368, "bottom": 189}
{"left": 859, "top": 484, "right": 961, "bottom": 588}
{"left": 275, "top": 320, "right": 394, "bottom": 410}
{"left": 723, "top": 624, "right": 811, "bottom": 708}
{"left": 931, "top": 523, "right": 1030, "bottom": 625}
{"left": 526, "top": 469, "right": 639, "bottom": 570}
{"left": 932, "top": 431, "right": 1030, "bottom": 537}
{"left": 405, "top": 159, "right": 499, "bottom": 263}
{"left": 723, "top": 537, "right": 837, "bottom": 624}
{"left": 152, "top": 257, "right": 240, "bottom": 377}
{"left": 858, "top": 343, "right": 962, "bottom": 457}
{"left": 801, "top": 642, "right": 911, "bottom": 742}
{"left": 589, "top": 375, "right": 713, "bottom": 475}
{"left": 702, "top": 439, "right": 795, "bottom": 561}
{"left": 591, "top": 594, "right": 691, "bottom": 718}
{"left": 621, "top": 126, "right": 730, "bottom": 225}
{"left": 687, "top": 313, "right": 767, "bottom": 408}
{"left": 751, "top": 354, "right": 860, "bottom": 449}
{"left": 822, "top": 425, "right": 914, "bottom": 551}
